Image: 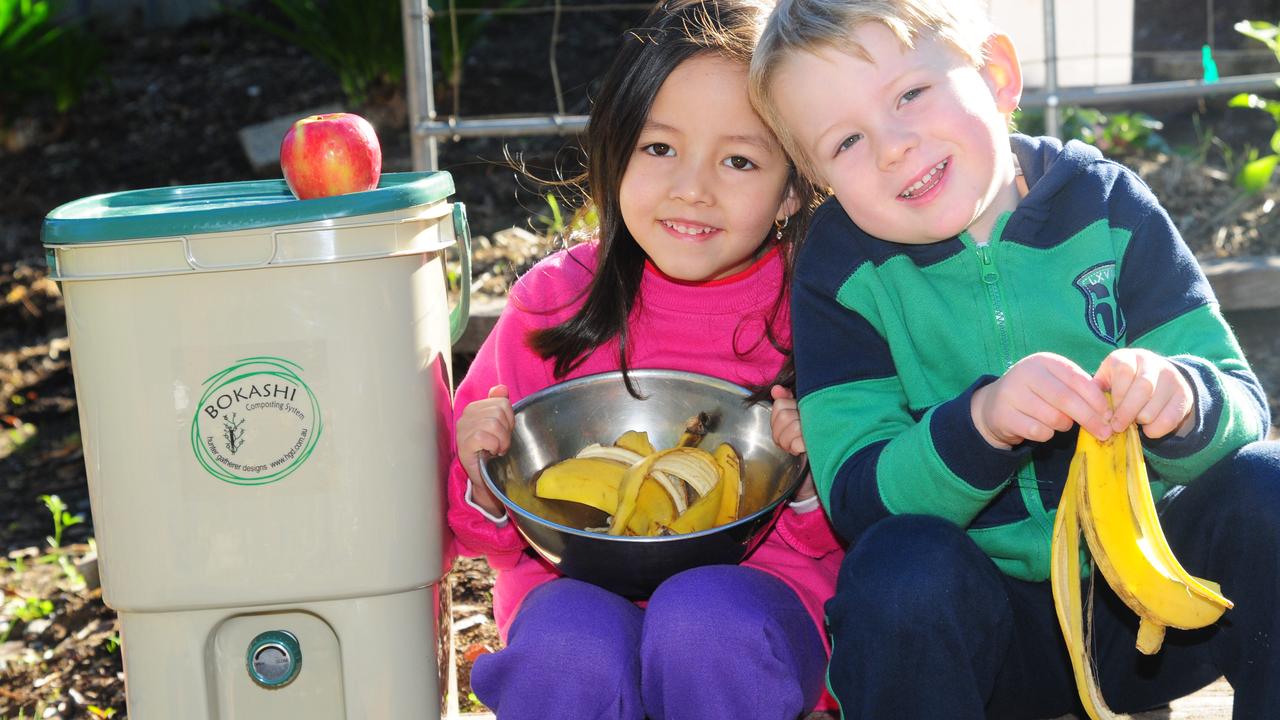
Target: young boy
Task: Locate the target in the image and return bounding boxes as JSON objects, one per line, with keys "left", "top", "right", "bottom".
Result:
{"left": 748, "top": 0, "right": 1280, "bottom": 717}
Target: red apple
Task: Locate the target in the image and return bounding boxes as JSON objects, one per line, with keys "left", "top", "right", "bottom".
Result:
{"left": 280, "top": 112, "right": 382, "bottom": 200}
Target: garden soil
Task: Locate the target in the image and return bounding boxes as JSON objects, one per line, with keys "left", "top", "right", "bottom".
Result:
{"left": 2, "top": 2, "right": 1280, "bottom": 717}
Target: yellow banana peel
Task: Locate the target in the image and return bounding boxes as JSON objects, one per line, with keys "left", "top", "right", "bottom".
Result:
{"left": 609, "top": 446, "right": 722, "bottom": 535}
{"left": 534, "top": 457, "right": 627, "bottom": 513}
{"left": 614, "top": 430, "right": 656, "bottom": 456}
{"left": 664, "top": 470, "right": 725, "bottom": 534}
{"left": 532, "top": 421, "right": 748, "bottom": 537}
{"left": 1051, "top": 422, "right": 1233, "bottom": 720}
{"left": 652, "top": 449, "right": 720, "bottom": 498}
{"left": 650, "top": 469, "right": 689, "bottom": 514}
{"left": 1076, "top": 424, "right": 1232, "bottom": 651}
{"left": 625, "top": 476, "right": 677, "bottom": 536}
{"left": 1051, "top": 453, "right": 1120, "bottom": 720}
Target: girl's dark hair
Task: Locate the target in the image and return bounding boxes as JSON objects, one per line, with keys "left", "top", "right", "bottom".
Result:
{"left": 529, "top": 0, "right": 821, "bottom": 399}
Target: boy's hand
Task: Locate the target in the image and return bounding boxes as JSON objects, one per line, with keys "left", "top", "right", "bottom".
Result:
{"left": 1095, "top": 349, "right": 1195, "bottom": 439}
{"left": 770, "top": 385, "right": 806, "bottom": 455}
{"left": 457, "top": 384, "right": 514, "bottom": 516}
{"left": 971, "top": 352, "right": 1113, "bottom": 449}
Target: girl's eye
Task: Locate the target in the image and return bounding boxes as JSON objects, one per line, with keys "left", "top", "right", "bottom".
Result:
{"left": 836, "top": 134, "right": 862, "bottom": 155}
{"left": 900, "top": 86, "right": 926, "bottom": 105}
{"left": 642, "top": 143, "right": 674, "bottom": 157}
{"left": 724, "top": 155, "right": 757, "bottom": 170}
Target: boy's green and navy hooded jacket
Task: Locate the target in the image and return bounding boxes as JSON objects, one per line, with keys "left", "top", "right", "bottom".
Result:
{"left": 793, "top": 134, "right": 1271, "bottom": 582}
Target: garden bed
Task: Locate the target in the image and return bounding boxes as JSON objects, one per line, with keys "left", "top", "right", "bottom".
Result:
{"left": 2, "top": 4, "right": 1280, "bottom": 718}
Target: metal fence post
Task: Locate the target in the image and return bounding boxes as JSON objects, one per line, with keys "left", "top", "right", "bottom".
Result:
{"left": 402, "top": 0, "right": 440, "bottom": 171}
{"left": 1043, "top": 0, "right": 1060, "bottom": 137}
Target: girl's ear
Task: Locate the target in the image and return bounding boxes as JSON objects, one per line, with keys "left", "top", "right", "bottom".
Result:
{"left": 776, "top": 185, "right": 801, "bottom": 223}
{"left": 980, "top": 33, "right": 1023, "bottom": 116}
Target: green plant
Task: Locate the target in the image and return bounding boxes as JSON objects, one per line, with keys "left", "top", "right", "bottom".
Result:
{"left": 535, "top": 192, "right": 597, "bottom": 243}
{"left": 1076, "top": 109, "right": 1170, "bottom": 156}
{"left": 1232, "top": 145, "right": 1279, "bottom": 192}
{"left": 3, "top": 554, "right": 28, "bottom": 576}
{"left": 1226, "top": 20, "right": 1280, "bottom": 191}
{"left": 0, "top": 0, "right": 104, "bottom": 115}
{"left": 56, "top": 554, "right": 84, "bottom": 589}
{"left": 1014, "top": 106, "right": 1170, "bottom": 156}
{"left": 103, "top": 633, "right": 120, "bottom": 653}
{"left": 231, "top": 0, "right": 405, "bottom": 106}
{"left": 2, "top": 595, "right": 55, "bottom": 641}
{"left": 538, "top": 192, "right": 568, "bottom": 238}
{"left": 11, "top": 596, "right": 53, "bottom": 623}
{"left": 38, "top": 494, "right": 83, "bottom": 549}
{"left": 1, "top": 421, "right": 37, "bottom": 459}
{"left": 1184, "top": 113, "right": 1258, "bottom": 182}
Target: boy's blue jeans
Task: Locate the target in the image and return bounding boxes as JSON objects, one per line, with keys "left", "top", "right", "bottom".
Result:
{"left": 826, "top": 440, "right": 1280, "bottom": 720}
{"left": 471, "top": 564, "right": 827, "bottom": 720}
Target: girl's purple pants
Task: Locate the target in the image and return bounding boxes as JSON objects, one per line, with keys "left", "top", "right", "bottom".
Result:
{"left": 471, "top": 564, "right": 827, "bottom": 719}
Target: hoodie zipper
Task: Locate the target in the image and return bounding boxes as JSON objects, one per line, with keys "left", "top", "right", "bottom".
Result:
{"left": 976, "top": 233, "right": 1056, "bottom": 569}
{"left": 976, "top": 244, "right": 1014, "bottom": 371}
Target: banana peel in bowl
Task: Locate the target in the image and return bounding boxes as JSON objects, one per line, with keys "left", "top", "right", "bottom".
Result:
{"left": 1050, "top": 422, "right": 1233, "bottom": 720}
{"left": 532, "top": 417, "right": 748, "bottom": 537}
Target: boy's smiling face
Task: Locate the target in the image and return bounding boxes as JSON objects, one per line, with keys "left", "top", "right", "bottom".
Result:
{"left": 770, "top": 22, "right": 1023, "bottom": 245}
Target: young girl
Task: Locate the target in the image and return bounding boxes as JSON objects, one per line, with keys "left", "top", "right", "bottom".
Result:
{"left": 448, "top": 1, "right": 842, "bottom": 717}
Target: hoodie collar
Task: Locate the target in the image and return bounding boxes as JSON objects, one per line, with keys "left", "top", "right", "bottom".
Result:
{"left": 1005, "top": 134, "right": 1104, "bottom": 242}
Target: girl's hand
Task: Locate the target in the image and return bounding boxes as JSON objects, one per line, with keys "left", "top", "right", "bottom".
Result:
{"left": 770, "top": 385, "right": 806, "bottom": 455}
{"left": 1095, "top": 348, "right": 1195, "bottom": 439}
{"left": 971, "top": 352, "right": 1113, "bottom": 449}
{"left": 457, "top": 385, "right": 514, "bottom": 516}
{"left": 771, "top": 387, "right": 819, "bottom": 507}
{"left": 793, "top": 471, "right": 817, "bottom": 503}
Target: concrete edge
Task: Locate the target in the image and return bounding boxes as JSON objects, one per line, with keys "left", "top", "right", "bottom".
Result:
{"left": 1201, "top": 255, "right": 1280, "bottom": 313}
{"left": 451, "top": 256, "right": 1280, "bottom": 356}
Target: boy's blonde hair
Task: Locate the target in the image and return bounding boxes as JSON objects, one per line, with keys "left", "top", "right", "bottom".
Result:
{"left": 748, "top": 0, "right": 995, "bottom": 180}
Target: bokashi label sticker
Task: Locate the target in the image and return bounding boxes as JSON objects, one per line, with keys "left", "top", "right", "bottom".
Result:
{"left": 191, "top": 356, "right": 322, "bottom": 485}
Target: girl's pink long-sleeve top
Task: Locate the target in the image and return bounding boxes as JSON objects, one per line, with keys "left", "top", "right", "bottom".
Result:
{"left": 447, "top": 241, "right": 843, "bottom": 645}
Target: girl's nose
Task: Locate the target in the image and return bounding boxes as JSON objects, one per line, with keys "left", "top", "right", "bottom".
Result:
{"left": 669, "top": 162, "right": 714, "bottom": 205}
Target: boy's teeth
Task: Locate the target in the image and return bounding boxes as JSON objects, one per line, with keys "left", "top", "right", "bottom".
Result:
{"left": 900, "top": 159, "right": 948, "bottom": 198}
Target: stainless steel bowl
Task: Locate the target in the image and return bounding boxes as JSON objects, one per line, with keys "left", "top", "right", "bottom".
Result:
{"left": 479, "top": 369, "right": 806, "bottom": 598}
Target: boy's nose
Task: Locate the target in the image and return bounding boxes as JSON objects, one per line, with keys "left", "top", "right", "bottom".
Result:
{"left": 876, "top": 128, "right": 919, "bottom": 171}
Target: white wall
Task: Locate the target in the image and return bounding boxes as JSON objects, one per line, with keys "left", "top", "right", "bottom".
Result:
{"left": 989, "top": 0, "right": 1134, "bottom": 87}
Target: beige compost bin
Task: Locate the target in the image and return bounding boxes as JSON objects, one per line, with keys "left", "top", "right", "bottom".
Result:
{"left": 40, "top": 171, "right": 471, "bottom": 719}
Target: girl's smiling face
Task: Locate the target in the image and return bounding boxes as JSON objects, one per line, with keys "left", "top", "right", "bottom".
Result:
{"left": 619, "top": 53, "right": 797, "bottom": 281}
{"left": 770, "top": 23, "right": 1023, "bottom": 246}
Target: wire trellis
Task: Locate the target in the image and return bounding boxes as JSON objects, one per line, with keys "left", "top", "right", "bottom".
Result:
{"left": 401, "top": 0, "right": 1280, "bottom": 170}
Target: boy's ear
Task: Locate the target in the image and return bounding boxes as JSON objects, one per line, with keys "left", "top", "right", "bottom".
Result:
{"left": 980, "top": 33, "right": 1023, "bottom": 116}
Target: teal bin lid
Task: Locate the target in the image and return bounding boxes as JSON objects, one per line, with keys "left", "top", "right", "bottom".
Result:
{"left": 41, "top": 171, "right": 455, "bottom": 245}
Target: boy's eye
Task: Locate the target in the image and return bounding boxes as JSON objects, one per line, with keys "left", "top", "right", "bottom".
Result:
{"left": 642, "top": 143, "right": 674, "bottom": 157}
{"left": 836, "top": 134, "right": 862, "bottom": 155}
{"left": 900, "top": 86, "right": 926, "bottom": 106}
{"left": 724, "top": 155, "right": 757, "bottom": 170}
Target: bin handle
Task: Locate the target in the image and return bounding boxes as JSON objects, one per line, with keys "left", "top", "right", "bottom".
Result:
{"left": 450, "top": 202, "right": 472, "bottom": 346}
{"left": 183, "top": 234, "right": 279, "bottom": 271}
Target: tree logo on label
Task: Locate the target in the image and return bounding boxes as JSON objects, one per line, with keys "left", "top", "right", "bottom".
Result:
{"left": 191, "top": 356, "right": 322, "bottom": 485}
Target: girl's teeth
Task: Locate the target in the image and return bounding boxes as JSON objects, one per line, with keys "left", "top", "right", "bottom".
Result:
{"left": 900, "top": 160, "right": 948, "bottom": 198}
{"left": 667, "top": 222, "right": 711, "bottom": 235}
